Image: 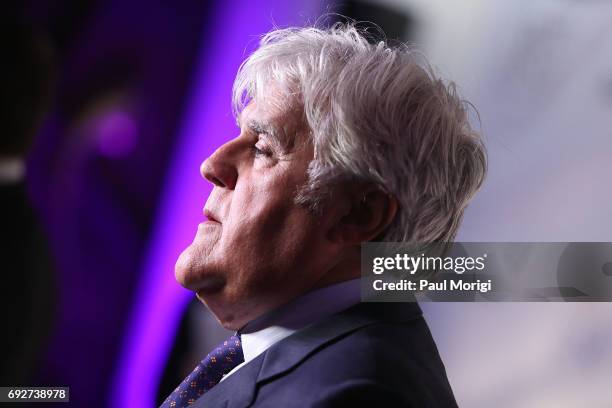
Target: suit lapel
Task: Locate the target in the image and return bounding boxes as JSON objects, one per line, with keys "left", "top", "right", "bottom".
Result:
{"left": 257, "top": 301, "right": 422, "bottom": 383}
{"left": 191, "top": 301, "right": 422, "bottom": 407}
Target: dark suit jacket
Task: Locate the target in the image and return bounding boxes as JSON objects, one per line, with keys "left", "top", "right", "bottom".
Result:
{"left": 192, "top": 301, "right": 458, "bottom": 407}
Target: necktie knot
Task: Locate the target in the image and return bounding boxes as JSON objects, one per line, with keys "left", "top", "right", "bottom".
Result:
{"left": 160, "top": 334, "right": 244, "bottom": 408}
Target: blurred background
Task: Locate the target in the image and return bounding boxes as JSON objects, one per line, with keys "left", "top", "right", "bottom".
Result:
{"left": 2, "top": 0, "right": 611, "bottom": 407}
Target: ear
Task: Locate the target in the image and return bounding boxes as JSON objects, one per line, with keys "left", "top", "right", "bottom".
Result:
{"left": 327, "top": 185, "right": 398, "bottom": 245}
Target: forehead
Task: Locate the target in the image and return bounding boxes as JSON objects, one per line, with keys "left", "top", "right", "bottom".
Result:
{"left": 240, "top": 80, "right": 303, "bottom": 123}
{"left": 238, "top": 94, "right": 299, "bottom": 126}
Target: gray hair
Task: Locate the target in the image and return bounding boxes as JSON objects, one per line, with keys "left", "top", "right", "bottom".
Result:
{"left": 232, "top": 23, "right": 487, "bottom": 243}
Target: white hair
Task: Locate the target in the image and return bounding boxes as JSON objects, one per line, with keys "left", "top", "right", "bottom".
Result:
{"left": 232, "top": 23, "right": 487, "bottom": 243}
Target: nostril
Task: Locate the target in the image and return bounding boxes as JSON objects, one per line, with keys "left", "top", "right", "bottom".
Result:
{"left": 201, "top": 157, "right": 237, "bottom": 189}
{"left": 211, "top": 176, "right": 225, "bottom": 187}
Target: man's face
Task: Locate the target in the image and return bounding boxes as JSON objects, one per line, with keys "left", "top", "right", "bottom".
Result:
{"left": 175, "top": 97, "right": 340, "bottom": 329}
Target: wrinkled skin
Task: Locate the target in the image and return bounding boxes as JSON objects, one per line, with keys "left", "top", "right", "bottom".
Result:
{"left": 175, "top": 99, "right": 345, "bottom": 330}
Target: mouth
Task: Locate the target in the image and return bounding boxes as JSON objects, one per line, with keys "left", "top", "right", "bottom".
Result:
{"left": 203, "top": 208, "right": 221, "bottom": 224}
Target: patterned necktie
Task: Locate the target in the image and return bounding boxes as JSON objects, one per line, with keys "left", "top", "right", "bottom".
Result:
{"left": 160, "top": 334, "right": 244, "bottom": 408}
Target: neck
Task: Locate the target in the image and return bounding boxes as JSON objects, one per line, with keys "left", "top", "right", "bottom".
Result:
{"left": 311, "top": 247, "right": 361, "bottom": 291}
{"left": 240, "top": 276, "right": 362, "bottom": 334}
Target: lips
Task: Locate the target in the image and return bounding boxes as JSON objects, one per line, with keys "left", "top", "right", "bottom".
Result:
{"left": 204, "top": 208, "right": 221, "bottom": 223}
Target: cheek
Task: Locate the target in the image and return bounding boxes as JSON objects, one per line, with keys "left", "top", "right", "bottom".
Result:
{"left": 225, "top": 171, "right": 298, "bottom": 240}
{"left": 219, "top": 174, "right": 315, "bottom": 277}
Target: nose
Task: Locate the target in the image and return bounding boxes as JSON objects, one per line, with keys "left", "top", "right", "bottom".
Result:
{"left": 200, "top": 143, "right": 239, "bottom": 189}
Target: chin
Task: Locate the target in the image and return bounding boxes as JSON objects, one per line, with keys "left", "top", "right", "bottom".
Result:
{"left": 174, "top": 249, "right": 197, "bottom": 288}
{"left": 174, "top": 248, "right": 224, "bottom": 291}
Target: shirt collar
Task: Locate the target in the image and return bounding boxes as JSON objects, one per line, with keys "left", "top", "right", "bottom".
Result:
{"left": 239, "top": 278, "right": 362, "bottom": 364}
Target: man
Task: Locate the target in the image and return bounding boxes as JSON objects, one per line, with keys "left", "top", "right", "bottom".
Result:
{"left": 162, "top": 23, "right": 486, "bottom": 407}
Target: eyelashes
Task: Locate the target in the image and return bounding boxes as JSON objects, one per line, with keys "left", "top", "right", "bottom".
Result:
{"left": 252, "top": 143, "right": 273, "bottom": 158}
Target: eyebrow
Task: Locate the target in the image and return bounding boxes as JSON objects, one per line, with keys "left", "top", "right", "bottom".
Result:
{"left": 247, "top": 119, "right": 276, "bottom": 138}
{"left": 245, "top": 118, "right": 294, "bottom": 152}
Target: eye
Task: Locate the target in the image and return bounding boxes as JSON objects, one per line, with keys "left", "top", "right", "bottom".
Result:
{"left": 252, "top": 141, "right": 273, "bottom": 158}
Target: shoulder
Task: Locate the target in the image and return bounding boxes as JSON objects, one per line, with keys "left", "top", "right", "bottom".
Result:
{"left": 255, "top": 317, "right": 457, "bottom": 407}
